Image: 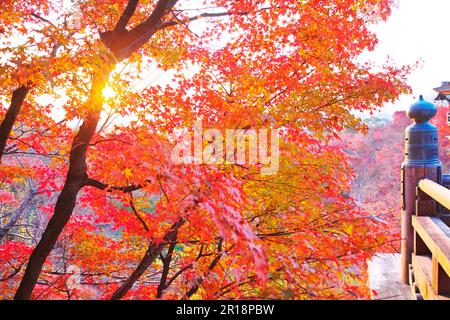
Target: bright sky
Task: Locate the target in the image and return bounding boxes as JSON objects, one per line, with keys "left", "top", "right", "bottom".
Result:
{"left": 368, "top": 0, "right": 450, "bottom": 117}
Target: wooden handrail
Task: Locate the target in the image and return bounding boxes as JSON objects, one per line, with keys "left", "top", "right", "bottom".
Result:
{"left": 412, "top": 179, "right": 450, "bottom": 299}
{"left": 411, "top": 215, "right": 450, "bottom": 299}
{"left": 412, "top": 216, "right": 450, "bottom": 277}
{"left": 418, "top": 179, "right": 450, "bottom": 211}
{"left": 400, "top": 96, "right": 450, "bottom": 298}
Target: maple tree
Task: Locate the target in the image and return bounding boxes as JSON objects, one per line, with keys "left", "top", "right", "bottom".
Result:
{"left": 0, "top": 0, "right": 411, "bottom": 300}
{"left": 431, "top": 101, "right": 450, "bottom": 168}
{"left": 340, "top": 111, "right": 409, "bottom": 254}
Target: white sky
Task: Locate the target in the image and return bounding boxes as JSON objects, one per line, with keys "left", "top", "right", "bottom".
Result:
{"left": 368, "top": 0, "right": 450, "bottom": 117}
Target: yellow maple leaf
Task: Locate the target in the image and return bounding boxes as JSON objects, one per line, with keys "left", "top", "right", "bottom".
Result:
{"left": 124, "top": 168, "right": 132, "bottom": 179}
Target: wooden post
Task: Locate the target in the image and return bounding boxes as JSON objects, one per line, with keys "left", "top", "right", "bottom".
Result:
{"left": 432, "top": 256, "right": 450, "bottom": 295}
{"left": 401, "top": 96, "right": 441, "bottom": 284}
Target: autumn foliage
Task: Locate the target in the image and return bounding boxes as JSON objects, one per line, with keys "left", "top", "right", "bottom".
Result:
{"left": 340, "top": 111, "right": 410, "bottom": 253}
{"left": 0, "top": 0, "right": 411, "bottom": 300}
{"left": 341, "top": 103, "right": 450, "bottom": 257}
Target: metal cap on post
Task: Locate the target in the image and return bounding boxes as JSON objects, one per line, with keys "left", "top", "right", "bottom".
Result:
{"left": 401, "top": 95, "right": 442, "bottom": 284}
{"left": 405, "top": 95, "right": 440, "bottom": 165}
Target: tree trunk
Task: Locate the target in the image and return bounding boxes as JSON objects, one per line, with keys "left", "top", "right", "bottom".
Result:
{"left": 0, "top": 85, "right": 29, "bottom": 162}
{"left": 14, "top": 71, "right": 111, "bottom": 300}
{"left": 13, "top": 0, "right": 177, "bottom": 300}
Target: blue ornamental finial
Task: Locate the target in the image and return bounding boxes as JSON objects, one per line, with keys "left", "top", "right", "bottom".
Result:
{"left": 407, "top": 95, "right": 437, "bottom": 123}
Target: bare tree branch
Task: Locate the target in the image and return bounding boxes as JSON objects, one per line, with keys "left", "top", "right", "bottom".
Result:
{"left": 114, "top": 0, "right": 140, "bottom": 32}
{"left": 84, "top": 178, "right": 151, "bottom": 193}
{"left": 101, "top": 0, "right": 180, "bottom": 60}
{"left": 158, "top": 7, "right": 272, "bottom": 30}
{"left": 110, "top": 217, "right": 185, "bottom": 300}
{"left": 31, "top": 13, "right": 58, "bottom": 29}
{"left": 0, "top": 190, "right": 38, "bottom": 241}
{"left": 156, "top": 230, "right": 178, "bottom": 298}
{"left": 184, "top": 239, "right": 224, "bottom": 298}
{"left": 129, "top": 194, "right": 150, "bottom": 232}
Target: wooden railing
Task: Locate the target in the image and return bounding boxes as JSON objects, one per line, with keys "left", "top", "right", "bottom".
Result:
{"left": 400, "top": 96, "right": 450, "bottom": 300}
{"left": 409, "top": 179, "right": 450, "bottom": 300}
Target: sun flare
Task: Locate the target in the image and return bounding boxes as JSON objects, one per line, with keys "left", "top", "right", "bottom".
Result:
{"left": 102, "top": 85, "right": 116, "bottom": 99}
